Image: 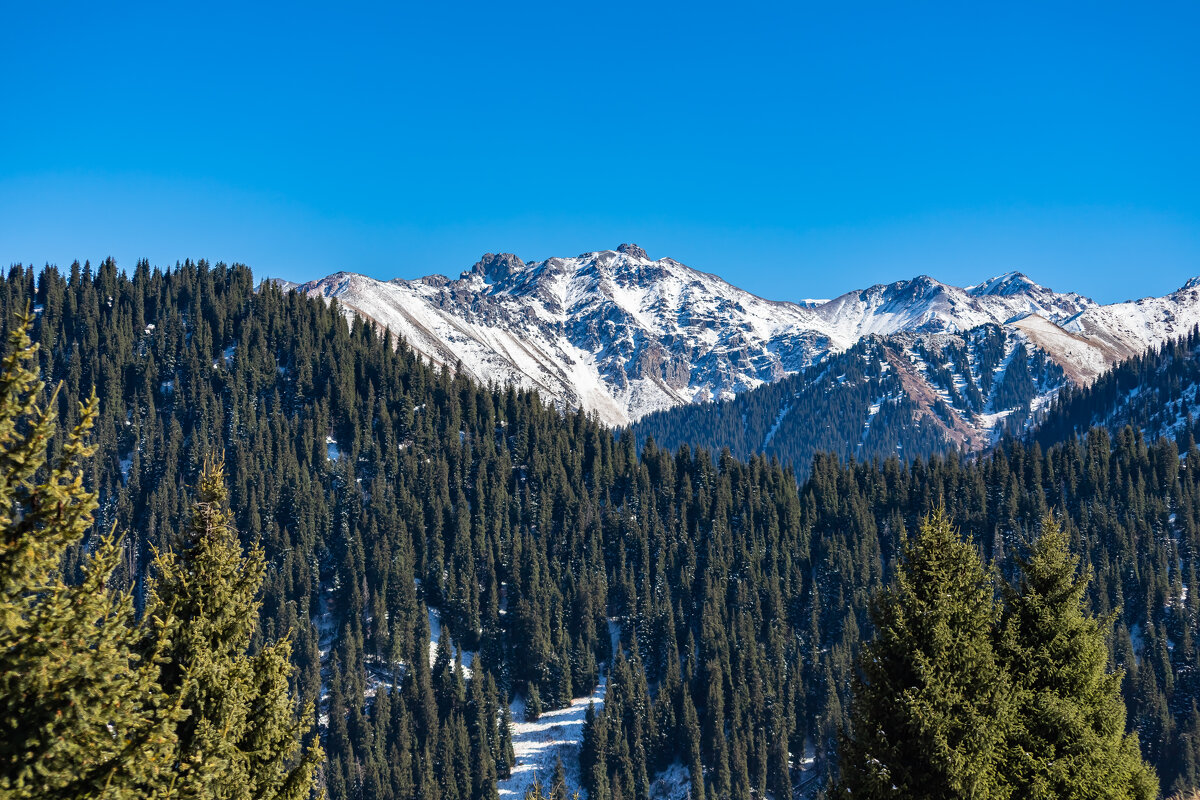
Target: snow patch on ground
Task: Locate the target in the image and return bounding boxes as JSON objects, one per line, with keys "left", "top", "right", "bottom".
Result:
{"left": 858, "top": 397, "right": 884, "bottom": 448}
{"left": 648, "top": 762, "right": 691, "bottom": 800}
{"left": 762, "top": 403, "right": 791, "bottom": 448}
{"left": 314, "top": 585, "right": 337, "bottom": 728}
{"left": 498, "top": 679, "right": 607, "bottom": 799}
{"left": 793, "top": 736, "right": 819, "bottom": 796}
{"left": 608, "top": 618, "right": 622, "bottom": 661}
{"left": 428, "top": 605, "right": 476, "bottom": 676}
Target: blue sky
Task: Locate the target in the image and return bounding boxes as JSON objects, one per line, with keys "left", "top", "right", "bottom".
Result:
{"left": 2, "top": 1, "right": 1197, "bottom": 303}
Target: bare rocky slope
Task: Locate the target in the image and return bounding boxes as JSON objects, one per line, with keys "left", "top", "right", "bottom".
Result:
{"left": 295, "top": 245, "right": 1200, "bottom": 445}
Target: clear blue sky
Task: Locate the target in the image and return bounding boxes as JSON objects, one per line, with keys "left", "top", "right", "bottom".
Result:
{"left": 2, "top": 1, "right": 1198, "bottom": 303}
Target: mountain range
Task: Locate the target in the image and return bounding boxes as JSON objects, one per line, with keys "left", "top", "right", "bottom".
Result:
{"left": 5, "top": 259, "right": 1196, "bottom": 798}
{"left": 296, "top": 245, "right": 1200, "bottom": 451}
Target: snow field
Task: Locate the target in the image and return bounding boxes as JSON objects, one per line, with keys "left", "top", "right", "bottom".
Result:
{"left": 498, "top": 679, "right": 607, "bottom": 799}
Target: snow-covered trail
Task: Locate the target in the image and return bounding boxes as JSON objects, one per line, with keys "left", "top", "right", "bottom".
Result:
{"left": 498, "top": 679, "right": 607, "bottom": 799}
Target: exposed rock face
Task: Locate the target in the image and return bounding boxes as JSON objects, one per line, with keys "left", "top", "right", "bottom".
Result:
{"left": 296, "top": 247, "right": 1200, "bottom": 430}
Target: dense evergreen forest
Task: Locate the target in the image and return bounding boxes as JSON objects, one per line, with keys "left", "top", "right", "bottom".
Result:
{"left": 837, "top": 512, "right": 1157, "bottom": 799}
{"left": 1034, "top": 327, "right": 1200, "bottom": 451}
{"left": 3, "top": 259, "right": 1197, "bottom": 797}
{"left": 632, "top": 326, "right": 1064, "bottom": 479}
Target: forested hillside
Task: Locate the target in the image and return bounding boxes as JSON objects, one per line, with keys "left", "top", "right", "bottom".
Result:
{"left": 1034, "top": 326, "right": 1200, "bottom": 450}
{"left": 4, "top": 260, "right": 1198, "bottom": 797}
{"left": 632, "top": 325, "right": 1066, "bottom": 478}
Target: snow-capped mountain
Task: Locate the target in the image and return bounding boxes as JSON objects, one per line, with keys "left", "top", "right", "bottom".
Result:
{"left": 632, "top": 325, "right": 1070, "bottom": 477}
{"left": 296, "top": 244, "right": 1200, "bottom": 430}
{"left": 1033, "top": 325, "right": 1200, "bottom": 450}
{"left": 812, "top": 271, "right": 1094, "bottom": 344}
{"left": 300, "top": 244, "right": 830, "bottom": 426}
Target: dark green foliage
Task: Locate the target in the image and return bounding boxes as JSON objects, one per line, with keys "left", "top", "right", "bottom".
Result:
{"left": 1035, "top": 324, "right": 1200, "bottom": 448}
{"left": 549, "top": 759, "right": 568, "bottom": 800}
{"left": 146, "top": 457, "right": 322, "bottom": 799}
{"left": 0, "top": 311, "right": 181, "bottom": 799}
{"left": 1000, "top": 515, "right": 1156, "bottom": 799}
{"left": 633, "top": 337, "right": 953, "bottom": 476}
{"left": 524, "top": 684, "right": 542, "bottom": 722}
{"left": 839, "top": 511, "right": 1161, "bottom": 799}
{"left": 633, "top": 325, "right": 1067, "bottom": 479}
{"left": 837, "top": 509, "right": 1012, "bottom": 799}
{"left": 1, "top": 260, "right": 1195, "bottom": 797}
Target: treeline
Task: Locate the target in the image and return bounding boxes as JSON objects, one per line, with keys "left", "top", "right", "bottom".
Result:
{"left": 1034, "top": 325, "right": 1200, "bottom": 450}
{"left": 576, "top": 428, "right": 1200, "bottom": 797}
{"left": 633, "top": 337, "right": 950, "bottom": 474}
{"left": 0, "top": 260, "right": 817, "bottom": 797}
{"left": 633, "top": 325, "right": 1066, "bottom": 479}
{"left": 0, "top": 260, "right": 1197, "bottom": 797}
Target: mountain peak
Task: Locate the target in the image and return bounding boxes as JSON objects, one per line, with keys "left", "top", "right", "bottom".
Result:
{"left": 968, "top": 271, "right": 1041, "bottom": 297}
{"left": 909, "top": 274, "right": 944, "bottom": 289}
{"left": 1180, "top": 276, "right": 1200, "bottom": 292}
{"left": 303, "top": 244, "right": 1181, "bottom": 428}
{"left": 616, "top": 243, "right": 649, "bottom": 260}
{"left": 468, "top": 252, "right": 526, "bottom": 283}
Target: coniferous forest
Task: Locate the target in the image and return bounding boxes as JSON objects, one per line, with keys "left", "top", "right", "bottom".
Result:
{"left": 1033, "top": 329, "right": 1200, "bottom": 452}
{"left": 1, "top": 259, "right": 1198, "bottom": 798}
{"left": 632, "top": 327, "right": 1066, "bottom": 479}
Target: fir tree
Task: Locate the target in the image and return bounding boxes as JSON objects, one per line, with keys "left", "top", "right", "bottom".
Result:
{"left": 146, "top": 456, "right": 321, "bottom": 799}
{"left": 524, "top": 684, "right": 542, "bottom": 722}
{"left": 548, "top": 758, "right": 567, "bottom": 800}
{"left": 522, "top": 777, "right": 548, "bottom": 800}
{"left": 497, "top": 701, "right": 516, "bottom": 780}
{"left": 837, "top": 508, "right": 1013, "bottom": 799}
{"left": 999, "top": 515, "right": 1157, "bottom": 799}
{"left": 681, "top": 691, "right": 705, "bottom": 800}
{"left": 3, "top": 260, "right": 1196, "bottom": 796}
{"left": 0, "top": 310, "right": 181, "bottom": 799}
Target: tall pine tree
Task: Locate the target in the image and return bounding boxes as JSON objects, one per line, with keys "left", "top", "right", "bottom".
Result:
{"left": 146, "top": 456, "right": 321, "bottom": 799}
{"left": 837, "top": 508, "right": 1013, "bottom": 799}
{"left": 0, "top": 309, "right": 181, "bottom": 799}
{"left": 999, "top": 515, "right": 1157, "bottom": 799}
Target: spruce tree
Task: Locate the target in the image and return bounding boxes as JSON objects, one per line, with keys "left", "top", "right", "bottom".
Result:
{"left": 146, "top": 456, "right": 321, "bottom": 799}
{"left": 999, "top": 515, "right": 1157, "bottom": 799}
{"left": 0, "top": 310, "right": 181, "bottom": 799}
{"left": 837, "top": 508, "right": 1012, "bottom": 799}
{"left": 548, "top": 758, "right": 567, "bottom": 800}
{"left": 681, "top": 691, "right": 705, "bottom": 800}
{"left": 524, "top": 684, "right": 542, "bottom": 722}
{"left": 498, "top": 701, "right": 516, "bottom": 779}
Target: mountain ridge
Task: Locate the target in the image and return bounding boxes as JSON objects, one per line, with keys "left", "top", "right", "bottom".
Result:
{"left": 295, "top": 245, "right": 1200, "bottom": 433}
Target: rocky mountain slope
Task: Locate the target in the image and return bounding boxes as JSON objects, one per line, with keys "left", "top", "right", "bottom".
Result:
{"left": 1033, "top": 327, "right": 1200, "bottom": 450}
{"left": 296, "top": 245, "right": 1200, "bottom": 437}
{"left": 633, "top": 326, "right": 1068, "bottom": 477}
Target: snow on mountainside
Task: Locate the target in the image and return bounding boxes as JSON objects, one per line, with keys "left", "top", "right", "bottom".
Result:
{"left": 300, "top": 244, "right": 829, "bottom": 426}
{"left": 295, "top": 245, "right": 1200, "bottom": 432}
{"left": 1061, "top": 281, "right": 1200, "bottom": 363}
{"left": 1033, "top": 329, "right": 1200, "bottom": 450}
{"left": 633, "top": 325, "right": 1071, "bottom": 478}
{"left": 812, "top": 271, "right": 1094, "bottom": 344}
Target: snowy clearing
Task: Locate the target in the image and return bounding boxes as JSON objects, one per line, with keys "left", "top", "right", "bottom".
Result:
{"left": 498, "top": 679, "right": 607, "bottom": 799}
